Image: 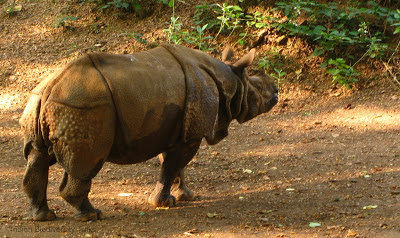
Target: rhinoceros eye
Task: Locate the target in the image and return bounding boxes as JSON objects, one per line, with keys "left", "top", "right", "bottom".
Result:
{"left": 252, "top": 80, "right": 263, "bottom": 92}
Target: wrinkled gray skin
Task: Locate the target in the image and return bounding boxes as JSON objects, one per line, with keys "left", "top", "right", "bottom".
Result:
{"left": 20, "top": 44, "right": 278, "bottom": 221}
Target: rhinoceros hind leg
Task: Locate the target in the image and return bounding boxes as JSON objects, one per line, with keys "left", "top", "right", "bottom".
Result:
{"left": 148, "top": 141, "right": 201, "bottom": 207}
{"left": 171, "top": 170, "right": 195, "bottom": 201}
{"left": 23, "top": 148, "right": 56, "bottom": 221}
{"left": 59, "top": 172, "right": 102, "bottom": 221}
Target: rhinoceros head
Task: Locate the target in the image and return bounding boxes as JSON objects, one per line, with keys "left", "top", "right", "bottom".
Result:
{"left": 221, "top": 46, "right": 278, "bottom": 124}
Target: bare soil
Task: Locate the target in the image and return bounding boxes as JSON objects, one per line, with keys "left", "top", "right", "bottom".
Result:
{"left": 1, "top": 1, "right": 400, "bottom": 237}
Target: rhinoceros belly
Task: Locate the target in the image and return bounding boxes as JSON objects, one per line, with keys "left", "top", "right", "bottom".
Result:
{"left": 89, "top": 49, "right": 186, "bottom": 164}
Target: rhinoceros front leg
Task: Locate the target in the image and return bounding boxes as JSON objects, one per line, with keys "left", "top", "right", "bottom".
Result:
{"left": 59, "top": 172, "right": 103, "bottom": 221}
{"left": 148, "top": 141, "right": 201, "bottom": 207}
{"left": 22, "top": 148, "right": 56, "bottom": 221}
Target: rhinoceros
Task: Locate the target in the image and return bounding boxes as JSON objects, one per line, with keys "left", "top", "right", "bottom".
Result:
{"left": 19, "top": 44, "right": 278, "bottom": 221}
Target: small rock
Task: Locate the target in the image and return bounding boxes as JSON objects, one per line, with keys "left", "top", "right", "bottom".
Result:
{"left": 263, "top": 175, "right": 271, "bottom": 180}
{"left": 344, "top": 103, "right": 353, "bottom": 110}
{"left": 243, "top": 169, "right": 253, "bottom": 174}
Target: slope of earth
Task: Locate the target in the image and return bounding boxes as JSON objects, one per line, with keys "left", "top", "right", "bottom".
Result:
{"left": 1, "top": 1, "right": 400, "bottom": 237}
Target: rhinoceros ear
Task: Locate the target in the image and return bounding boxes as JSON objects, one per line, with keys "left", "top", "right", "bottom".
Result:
{"left": 232, "top": 48, "right": 256, "bottom": 70}
{"left": 221, "top": 45, "right": 234, "bottom": 62}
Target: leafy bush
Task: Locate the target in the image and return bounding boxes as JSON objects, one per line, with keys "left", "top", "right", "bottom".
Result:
{"left": 272, "top": 0, "right": 400, "bottom": 87}
{"left": 165, "top": 2, "right": 255, "bottom": 51}
{"left": 258, "top": 50, "right": 286, "bottom": 88}
{"left": 194, "top": 3, "right": 244, "bottom": 32}
{"left": 161, "top": 0, "right": 400, "bottom": 88}
{"left": 258, "top": 50, "right": 284, "bottom": 72}
{"left": 164, "top": 16, "right": 187, "bottom": 45}
{"left": 325, "top": 58, "right": 359, "bottom": 88}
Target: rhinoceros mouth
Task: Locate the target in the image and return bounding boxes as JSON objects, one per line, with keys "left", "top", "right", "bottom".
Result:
{"left": 272, "top": 92, "right": 278, "bottom": 105}
{"left": 263, "top": 92, "right": 278, "bottom": 113}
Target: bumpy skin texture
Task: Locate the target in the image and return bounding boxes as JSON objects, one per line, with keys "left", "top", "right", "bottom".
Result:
{"left": 20, "top": 44, "right": 278, "bottom": 221}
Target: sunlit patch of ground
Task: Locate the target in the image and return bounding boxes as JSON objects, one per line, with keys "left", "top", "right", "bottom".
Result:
{"left": 0, "top": 92, "right": 25, "bottom": 111}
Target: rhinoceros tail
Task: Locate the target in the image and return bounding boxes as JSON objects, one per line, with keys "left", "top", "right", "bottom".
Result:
{"left": 20, "top": 91, "right": 56, "bottom": 166}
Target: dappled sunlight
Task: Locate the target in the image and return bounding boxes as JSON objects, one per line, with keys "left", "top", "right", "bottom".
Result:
{"left": 0, "top": 169, "right": 24, "bottom": 178}
{"left": 28, "top": 22, "right": 55, "bottom": 37}
{"left": 277, "top": 105, "right": 400, "bottom": 132}
{"left": 324, "top": 106, "right": 400, "bottom": 131}
{"left": 0, "top": 121, "right": 21, "bottom": 138}
{"left": 0, "top": 92, "right": 25, "bottom": 111}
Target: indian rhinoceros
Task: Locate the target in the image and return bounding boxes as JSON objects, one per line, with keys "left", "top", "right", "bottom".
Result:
{"left": 20, "top": 44, "right": 278, "bottom": 221}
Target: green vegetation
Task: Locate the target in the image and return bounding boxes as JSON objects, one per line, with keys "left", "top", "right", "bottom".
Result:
{"left": 272, "top": 0, "right": 400, "bottom": 88}
{"left": 51, "top": 0, "right": 400, "bottom": 89}
{"left": 160, "top": 0, "right": 400, "bottom": 88}
{"left": 164, "top": 2, "right": 261, "bottom": 52}
{"left": 124, "top": 32, "right": 148, "bottom": 44}
{"left": 79, "top": 0, "right": 141, "bottom": 13}
{"left": 258, "top": 49, "right": 286, "bottom": 88}
{"left": 53, "top": 15, "right": 79, "bottom": 29}
{"left": 2, "top": 0, "right": 22, "bottom": 16}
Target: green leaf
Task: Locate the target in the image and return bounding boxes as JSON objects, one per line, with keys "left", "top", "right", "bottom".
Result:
{"left": 232, "top": 5, "right": 242, "bottom": 11}
{"left": 327, "top": 68, "right": 341, "bottom": 76}
{"left": 368, "top": 1, "right": 378, "bottom": 7}
{"left": 309, "top": 222, "right": 321, "bottom": 228}
{"left": 309, "top": 47, "right": 324, "bottom": 59}
{"left": 313, "top": 25, "right": 326, "bottom": 35}
{"left": 320, "top": 62, "right": 328, "bottom": 68}
{"left": 255, "top": 22, "right": 267, "bottom": 28}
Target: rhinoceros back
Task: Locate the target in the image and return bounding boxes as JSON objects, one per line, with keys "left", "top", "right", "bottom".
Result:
{"left": 87, "top": 48, "right": 186, "bottom": 164}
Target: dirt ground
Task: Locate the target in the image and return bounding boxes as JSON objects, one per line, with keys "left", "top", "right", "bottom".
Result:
{"left": 1, "top": 1, "right": 400, "bottom": 237}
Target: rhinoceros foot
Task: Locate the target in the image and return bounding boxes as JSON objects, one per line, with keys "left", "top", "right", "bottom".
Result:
{"left": 28, "top": 209, "right": 56, "bottom": 221}
{"left": 171, "top": 186, "right": 195, "bottom": 201}
{"left": 74, "top": 209, "right": 103, "bottom": 222}
{"left": 148, "top": 181, "right": 177, "bottom": 207}
{"left": 148, "top": 192, "right": 176, "bottom": 207}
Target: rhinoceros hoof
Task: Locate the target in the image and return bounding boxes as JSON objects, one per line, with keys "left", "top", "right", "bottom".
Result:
{"left": 29, "top": 209, "right": 56, "bottom": 221}
{"left": 172, "top": 188, "right": 195, "bottom": 201}
{"left": 74, "top": 209, "right": 103, "bottom": 222}
{"left": 148, "top": 194, "right": 176, "bottom": 207}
